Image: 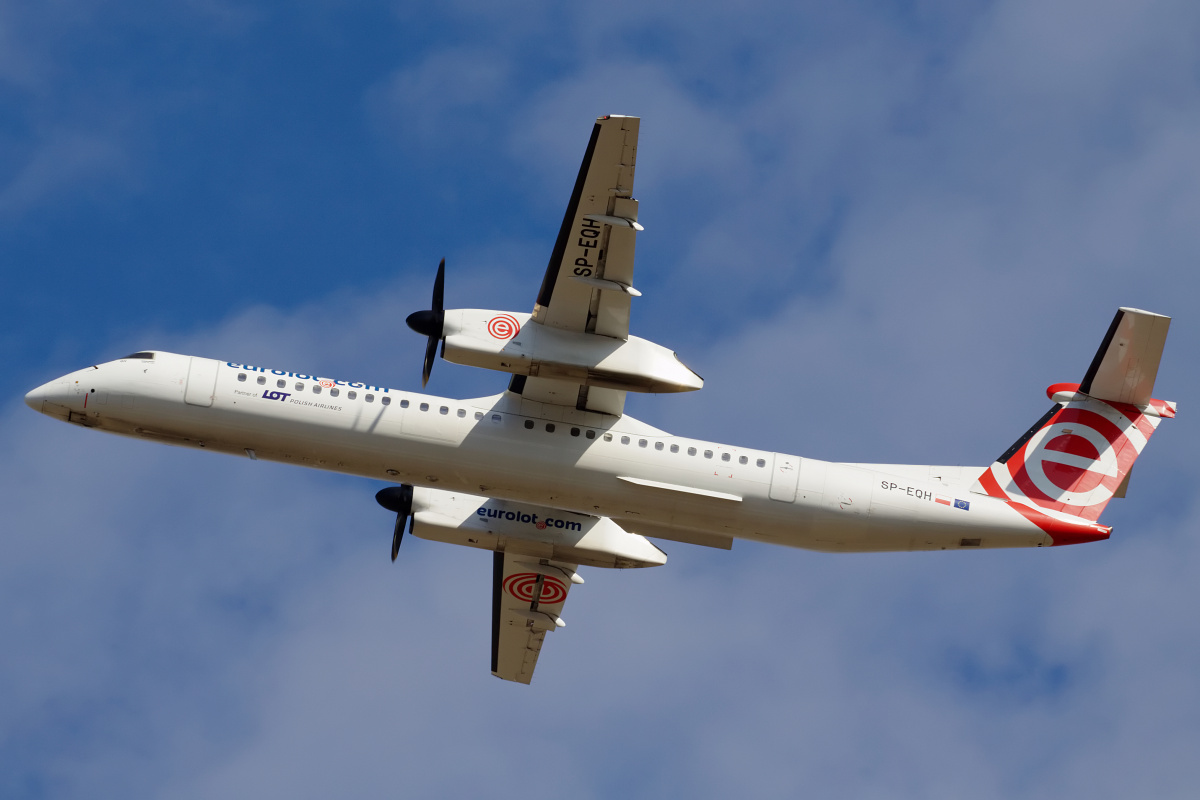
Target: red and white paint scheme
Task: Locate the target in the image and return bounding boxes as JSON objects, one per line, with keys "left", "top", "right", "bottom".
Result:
{"left": 24, "top": 116, "right": 1176, "bottom": 684}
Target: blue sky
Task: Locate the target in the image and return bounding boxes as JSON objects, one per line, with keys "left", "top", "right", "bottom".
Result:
{"left": 4, "top": 1, "right": 1200, "bottom": 797}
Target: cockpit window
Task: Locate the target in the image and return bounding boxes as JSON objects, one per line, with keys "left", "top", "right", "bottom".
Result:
{"left": 122, "top": 351, "right": 155, "bottom": 360}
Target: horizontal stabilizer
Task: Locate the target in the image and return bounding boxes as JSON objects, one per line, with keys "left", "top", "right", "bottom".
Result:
{"left": 1080, "top": 307, "right": 1171, "bottom": 405}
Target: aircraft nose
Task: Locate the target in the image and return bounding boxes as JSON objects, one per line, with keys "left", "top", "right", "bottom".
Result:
{"left": 24, "top": 384, "right": 46, "bottom": 413}
{"left": 25, "top": 378, "right": 71, "bottom": 416}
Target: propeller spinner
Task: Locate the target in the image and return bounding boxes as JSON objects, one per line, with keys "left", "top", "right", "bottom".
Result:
{"left": 375, "top": 484, "right": 414, "bottom": 561}
{"left": 405, "top": 258, "right": 445, "bottom": 387}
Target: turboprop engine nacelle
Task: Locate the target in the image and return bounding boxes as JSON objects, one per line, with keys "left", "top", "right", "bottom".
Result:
{"left": 409, "top": 487, "right": 667, "bottom": 569}
{"left": 440, "top": 309, "right": 703, "bottom": 394}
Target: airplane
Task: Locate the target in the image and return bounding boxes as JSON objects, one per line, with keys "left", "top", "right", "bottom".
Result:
{"left": 24, "top": 115, "right": 1176, "bottom": 684}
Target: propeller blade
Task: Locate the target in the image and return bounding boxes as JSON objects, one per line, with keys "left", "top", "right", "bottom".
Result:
{"left": 391, "top": 514, "right": 405, "bottom": 561}
{"left": 432, "top": 257, "right": 444, "bottom": 312}
{"left": 422, "top": 335, "right": 438, "bottom": 387}
{"left": 376, "top": 485, "right": 415, "bottom": 562}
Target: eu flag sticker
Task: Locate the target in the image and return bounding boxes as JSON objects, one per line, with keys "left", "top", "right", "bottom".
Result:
{"left": 954, "top": 499, "right": 970, "bottom": 511}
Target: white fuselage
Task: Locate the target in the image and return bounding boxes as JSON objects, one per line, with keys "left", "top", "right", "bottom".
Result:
{"left": 27, "top": 352, "right": 1060, "bottom": 552}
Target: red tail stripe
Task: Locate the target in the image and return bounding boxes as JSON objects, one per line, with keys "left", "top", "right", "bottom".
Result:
{"left": 976, "top": 467, "right": 1008, "bottom": 500}
{"left": 976, "top": 468, "right": 1110, "bottom": 544}
{"left": 1054, "top": 407, "right": 1129, "bottom": 446}
{"left": 1006, "top": 407, "right": 1143, "bottom": 520}
{"left": 1044, "top": 433, "right": 1100, "bottom": 459}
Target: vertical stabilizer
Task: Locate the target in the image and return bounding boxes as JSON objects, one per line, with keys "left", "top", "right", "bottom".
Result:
{"left": 973, "top": 309, "right": 1175, "bottom": 527}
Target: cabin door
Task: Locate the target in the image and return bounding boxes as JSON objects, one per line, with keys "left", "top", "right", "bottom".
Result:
{"left": 184, "top": 358, "right": 220, "bottom": 407}
{"left": 769, "top": 453, "right": 800, "bottom": 502}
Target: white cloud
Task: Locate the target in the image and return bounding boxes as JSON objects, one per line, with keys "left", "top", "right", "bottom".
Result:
{"left": 364, "top": 47, "right": 515, "bottom": 151}
{"left": 0, "top": 129, "right": 129, "bottom": 217}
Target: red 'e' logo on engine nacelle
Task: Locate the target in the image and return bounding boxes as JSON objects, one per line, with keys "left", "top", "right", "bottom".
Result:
{"left": 487, "top": 314, "right": 520, "bottom": 340}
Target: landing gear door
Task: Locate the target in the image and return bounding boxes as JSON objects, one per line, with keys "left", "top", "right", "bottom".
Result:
{"left": 769, "top": 453, "right": 800, "bottom": 502}
{"left": 184, "top": 358, "right": 220, "bottom": 407}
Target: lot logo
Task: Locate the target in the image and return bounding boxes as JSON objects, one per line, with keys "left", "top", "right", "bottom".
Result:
{"left": 487, "top": 314, "right": 520, "bottom": 340}
{"left": 263, "top": 391, "right": 290, "bottom": 402}
{"left": 503, "top": 573, "right": 568, "bottom": 604}
{"left": 319, "top": 379, "right": 334, "bottom": 388}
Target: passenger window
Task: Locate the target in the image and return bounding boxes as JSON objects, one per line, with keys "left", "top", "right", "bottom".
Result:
{"left": 704, "top": 450, "right": 712, "bottom": 459}
{"left": 382, "top": 396, "right": 391, "bottom": 406}
{"left": 687, "top": 447, "right": 697, "bottom": 456}
{"left": 721, "top": 453, "right": 730, "bottom": 462}
{"left": 570, "top": 427, "right": 580, "bottom": 437}
{"left": 366, "top": 394, "right": 374, "bottom": 403}
{"left": 585, "top": 430, "right": 595, "bottom": 439}
{"left": 621, "top": 436, "right": 630, "bottom": 445}
{"left": 277, "top": 379, "right": 286, "bottom": 388}
{"left": 756, "top": 458, "right": 766, "bottom": 467}
{"left": 670, "top": 444, "right": 679, "bottom": 453}
{"left": 475, "top": 411, "right": 484, "bottom": 420}
{"left": 313, "top": 385, "right": 322, "bottom": 394}
{"left": 739, "top": 455, "right": 748, "bottom": 465}
{"left": 457, "top": 409, "right": 466, "bottom": 418}
{"left": 439, "top": 406, "right": 448, "bottom": 415}
{"left": 655, "top": 441, "right": 664, "bottom": 451}
{"left": 237, "top": 373, "right": 247, "bottom": 382}
{"left": 492, "top": 414, "right": 502, "bottom": 423}
{"left": 546, "top": 423, "right": 556, "bottom": 433}
{"left": 257, "top": 376, "right": 266, "bottom": 385}
{"left": 419, "top": 403, "right": 429, "bottom": 412}
{"left": 295, "top": 382, "right": 304, "bottom": 391}
{"left": 330, "top": 388, "right": 340, "bottom": 397}
{"left": 348, "top": 391, "right": 356, "bottom": 400}
{"left": 639, "top": 439, "right": 648, "bottom": 448}
{"left": 399, "top": 399, "right": 407, "bottom": 408}
{"left": 524, "top": 420, "right": 534, "bottom": 429}
{"left": 603, "top": 433, "right": 613, "bottom": 442}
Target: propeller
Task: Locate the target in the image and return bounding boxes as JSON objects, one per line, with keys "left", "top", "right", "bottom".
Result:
{"left": 405, "top": 258, "right": 445, "bottom": 387}
{"left": 375, "top": 484, "right": 414, "bottom": 561}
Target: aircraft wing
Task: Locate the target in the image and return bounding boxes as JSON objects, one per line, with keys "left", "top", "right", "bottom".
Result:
{"left": 533, "top": 114, "right": 641, "bottom": 338}
{"left": 491, "top": 552, "right": 578, "bottom": 684}
{"left": 516, "top": 115, "right": 643, "bottom": 415}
